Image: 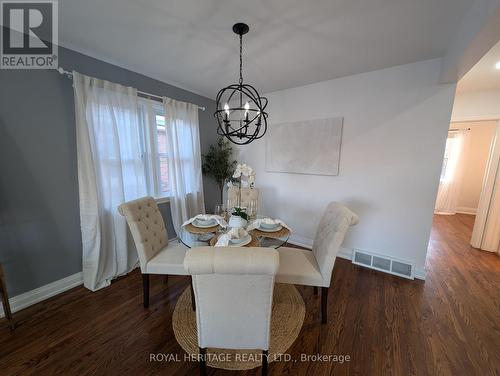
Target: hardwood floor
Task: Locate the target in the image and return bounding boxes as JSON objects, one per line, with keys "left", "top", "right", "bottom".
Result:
{"left": 1, "top": 214, "right": 499, "bottom": 375}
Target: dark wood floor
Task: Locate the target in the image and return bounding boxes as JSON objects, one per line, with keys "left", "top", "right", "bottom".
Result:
{"left": 1, "top": 214, "right": 499, "bottom": 375}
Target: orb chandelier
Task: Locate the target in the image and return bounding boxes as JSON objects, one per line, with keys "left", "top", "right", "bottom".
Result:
{"left": 214, "top": 23, "right": 268, "bottom": 145}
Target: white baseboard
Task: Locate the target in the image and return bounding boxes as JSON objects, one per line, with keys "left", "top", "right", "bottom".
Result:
{"left": 337, "top": 247, "right": 353, "bottom": 261}
{"left": 0, "top": 234, "right": 429, "bottom": 319}
{"left": 414, "top": 267, "right": 426, "bottom": 280}
{"left": 456, "top": 207, "right": 477, "bottom": 215}
{"left": 288, "top": 234, "right": 313, "bottom": 249}
{"left": 0, "top": 272, "right": 83, "bottom": 318}
{"left": 287, "top": 236, "right": 426, "bottom": 281}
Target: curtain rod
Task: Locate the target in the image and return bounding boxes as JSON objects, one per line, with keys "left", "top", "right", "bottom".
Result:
{"left": 57, "top": 67, "right": 206, "bottom": 111}
{"left": 449, "top": 127, "right": 471, "bottom": 132}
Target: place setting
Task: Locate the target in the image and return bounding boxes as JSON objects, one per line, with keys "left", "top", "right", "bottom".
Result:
{"left": 181, "top": 216, "right": 291, "bottom": 251}
{"left": 247, "top": 217, "right": 291, "bottom": 240}
{"left": 210, "top": 227, "right": 258, "bottom": 247}
{"left": 181, "top": 214, "right": 228, "bottom": 235}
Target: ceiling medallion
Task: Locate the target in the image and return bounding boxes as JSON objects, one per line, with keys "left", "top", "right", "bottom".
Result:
{"left": 214, "top": 23, "right": 268, "bottom": 145}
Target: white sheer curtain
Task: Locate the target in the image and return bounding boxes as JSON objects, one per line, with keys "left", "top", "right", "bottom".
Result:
{"left": 138, "top": 99, "right": 161, "bottom": 196}
{"left": 164, "top": 98, "right": 205, "bottom": 233}
{"left": 435, "top": 131, "right": 466, "bottom": 215}
{"left": 73, "top": 72, "right": 146, "bottom": 291}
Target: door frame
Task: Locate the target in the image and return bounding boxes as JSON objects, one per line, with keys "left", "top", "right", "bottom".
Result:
{"left": 470, "top": 119, "right": 500, "bottom": 251}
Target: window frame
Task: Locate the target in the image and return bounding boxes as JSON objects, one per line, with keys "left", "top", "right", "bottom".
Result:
{"left": 138, "top": 98, "right": 171, "bottom": 200}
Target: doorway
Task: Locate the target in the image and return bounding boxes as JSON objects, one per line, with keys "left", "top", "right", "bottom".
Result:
{"left": 434, "top": 120, "right": 498, "bottom": 250}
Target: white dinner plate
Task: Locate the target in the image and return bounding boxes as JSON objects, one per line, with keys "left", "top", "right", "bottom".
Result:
{"left": 228, "top": 234, "right": 252, "bottom": 247}
{"left": 192, "top": 219, "right": 217, "bottom": 228}
{"left": 258, "top": 225, "right": 283, "bottom": 233}
{"left": 198, "top": 233, "right": 214, "bottom": 241}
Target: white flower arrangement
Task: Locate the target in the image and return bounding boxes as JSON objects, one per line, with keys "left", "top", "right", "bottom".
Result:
{"left": 232, "top": 163, "right": 254, "bottom": 178}
{"left": 248, "top": 172, "right": 256, "bottom": 188}
{"left": 229, "top": 163, "right": 256, "bottom": 213}
{"left": 232, "top": 163, "right": 256, "bottom": 188}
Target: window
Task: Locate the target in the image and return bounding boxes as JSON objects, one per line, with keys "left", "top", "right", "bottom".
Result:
{"left": 138, "top": 99, "right": 170, "bottom": 198}
{"left": 154, "top": 111, "right": 169, "bottom": 195}
{"left": 440, "top": 137, "right": 451, "bottom": 181}
{"left": 440, "top": 133, "right": 463, "bottom": 183}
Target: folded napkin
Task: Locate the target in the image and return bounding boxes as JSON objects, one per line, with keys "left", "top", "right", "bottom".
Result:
{"left": 246, "top": 217, "right": 292, "bottom": 232}
{"left": 215, "top": 227, "right": 249, "bottom": 247}
{"left": 182, "top": 214, "right": 228, "bottom": 228}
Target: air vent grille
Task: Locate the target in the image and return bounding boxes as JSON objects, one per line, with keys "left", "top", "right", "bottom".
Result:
{"left": 352, "top": 250, "right": 414, "bottom": 279}
{"left": 391, "top": 261, "right": 412, "bottom": 276}
{"left": 372, "top": 256, "right": 391, "bottom": 271}
{"left": 354, "top": 252, "right": 371, "bottom": 266}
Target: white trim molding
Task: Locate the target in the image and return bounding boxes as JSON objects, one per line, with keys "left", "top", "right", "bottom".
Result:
{"left": 288, "top": 234, "right": 313, "bottom": 249}
{"left": 0, "top": 272, "right": 83, "bottom": 318}
{"left": 414, "top": 267, "right": 427, "bottom": 280}
{"left": 456, "top": 207, "right": 477, "bottom": 215}
{"left": 287, "top": 236, "right": 427, "bottom": 281}
{"left": 337, "top": 247, "right": 353, "bottom": 261}
{"left": 155, "top": 196, "right": 171, "bottom": 205}
{"left": 451, "top": 114, "right": 500, "bottom": 123}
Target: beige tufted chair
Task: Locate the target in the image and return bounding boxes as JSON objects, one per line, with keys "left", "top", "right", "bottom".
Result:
{"left": 275, "top": 202, "right": 358, "bottom": 324}
{"left": 118, "top": 196, "right": 188, "bottom": 308}
{"left": 184, "top": 246, "right": 279, "bottom": 376}
{"left": 227, "top": 187, "right": 259, "bottom": 210}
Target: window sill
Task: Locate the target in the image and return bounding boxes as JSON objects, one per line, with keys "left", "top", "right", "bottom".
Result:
{"left": 155, "top": 196, "right": 170, "bottom": 204}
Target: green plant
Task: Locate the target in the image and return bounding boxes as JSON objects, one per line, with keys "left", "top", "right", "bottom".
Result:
{"left": 231, "top": 207, "right": 249, "bottom": 221}
{"left": 202, "top": 138, "right": 237, "bottom": 204}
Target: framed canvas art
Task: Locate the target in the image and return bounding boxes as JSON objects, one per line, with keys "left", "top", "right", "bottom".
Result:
{"left": 266, "top": 117, "right": 343, "bottom": 176}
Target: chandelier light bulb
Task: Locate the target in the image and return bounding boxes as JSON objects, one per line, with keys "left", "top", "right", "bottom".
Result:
{"left": 244, "top": 101, "right": 250, "bottom": 122}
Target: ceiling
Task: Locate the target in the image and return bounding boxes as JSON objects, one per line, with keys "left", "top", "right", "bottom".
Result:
{"left": 457, "top": 40, "right": 500, "bottom": 93}
{"left": 59, "top": 0, "right": 474, "bottom": 98}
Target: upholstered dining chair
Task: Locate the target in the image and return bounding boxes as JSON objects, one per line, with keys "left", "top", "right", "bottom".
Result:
{"left": 184, "top": 246, "right": 279, "bottom": 376}
{"left": 275, "top": 202, "right": 358, "bottom": 324}
{"left": 228, "top": 187, "right": 259, "bottom": 210}
{"left": 118, "top": 196, "right": 188, "bottom": 308}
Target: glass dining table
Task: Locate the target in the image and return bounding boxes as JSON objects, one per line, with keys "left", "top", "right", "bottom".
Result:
{"left": 178, "top": 215, "right": 290, "bottom": 249}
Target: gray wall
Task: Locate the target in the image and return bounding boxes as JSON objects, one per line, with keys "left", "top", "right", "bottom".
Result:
{"left": 0, "top": 47, "right": 219, "bottom": 297}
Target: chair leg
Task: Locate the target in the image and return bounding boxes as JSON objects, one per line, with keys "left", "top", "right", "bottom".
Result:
{"left": 0, "top": 264, "right": 15, "bottom": 330}
{"left": 262, "top": 350, "right": 268, "bottom": 376}
{"left": 163, "top": 275, "right": 169, "bottom": 285}
{"left": 190, "top": 277, "right": 196, "bottom": 311}
{"left": 321, "top": 287, "right": 328, "bottom": 324}
{"left": 313, "top": 286, "right": 318, "bottom": 296}
{"left": 199, "top": 347, "right": 206, "bottom": 376}
{"left": 142, "top": 274, "right": 150, "bottom": 308}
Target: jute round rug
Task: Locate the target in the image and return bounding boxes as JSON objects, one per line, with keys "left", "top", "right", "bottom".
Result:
{"left": 172, "top": 283, "right": 305, "bottom": 370}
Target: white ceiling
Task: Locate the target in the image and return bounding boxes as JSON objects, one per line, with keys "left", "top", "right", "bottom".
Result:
{"left": 59, "top": 0, "right": 474, "bottom": 98}
{"left": 457, "top": 40, "right": 500, "bottom": 93}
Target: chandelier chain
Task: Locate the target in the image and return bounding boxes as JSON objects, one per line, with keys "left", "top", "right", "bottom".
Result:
{"left": 239, "top": 34, "right": 243, "bottom": 85}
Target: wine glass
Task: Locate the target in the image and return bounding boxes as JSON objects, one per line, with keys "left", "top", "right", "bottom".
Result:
{"left": 248, "top": 199, "right": 258, "bottom": 220}
{"left": 227, "top": 197, "right": 238, "bottom": 213}
{"left": 214, "top": 204, "right": 224, "bottom": 216}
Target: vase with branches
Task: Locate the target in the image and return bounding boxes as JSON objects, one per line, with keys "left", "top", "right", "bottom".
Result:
{"left": 201, "top": 138, "right": 237, "bottom": 205}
